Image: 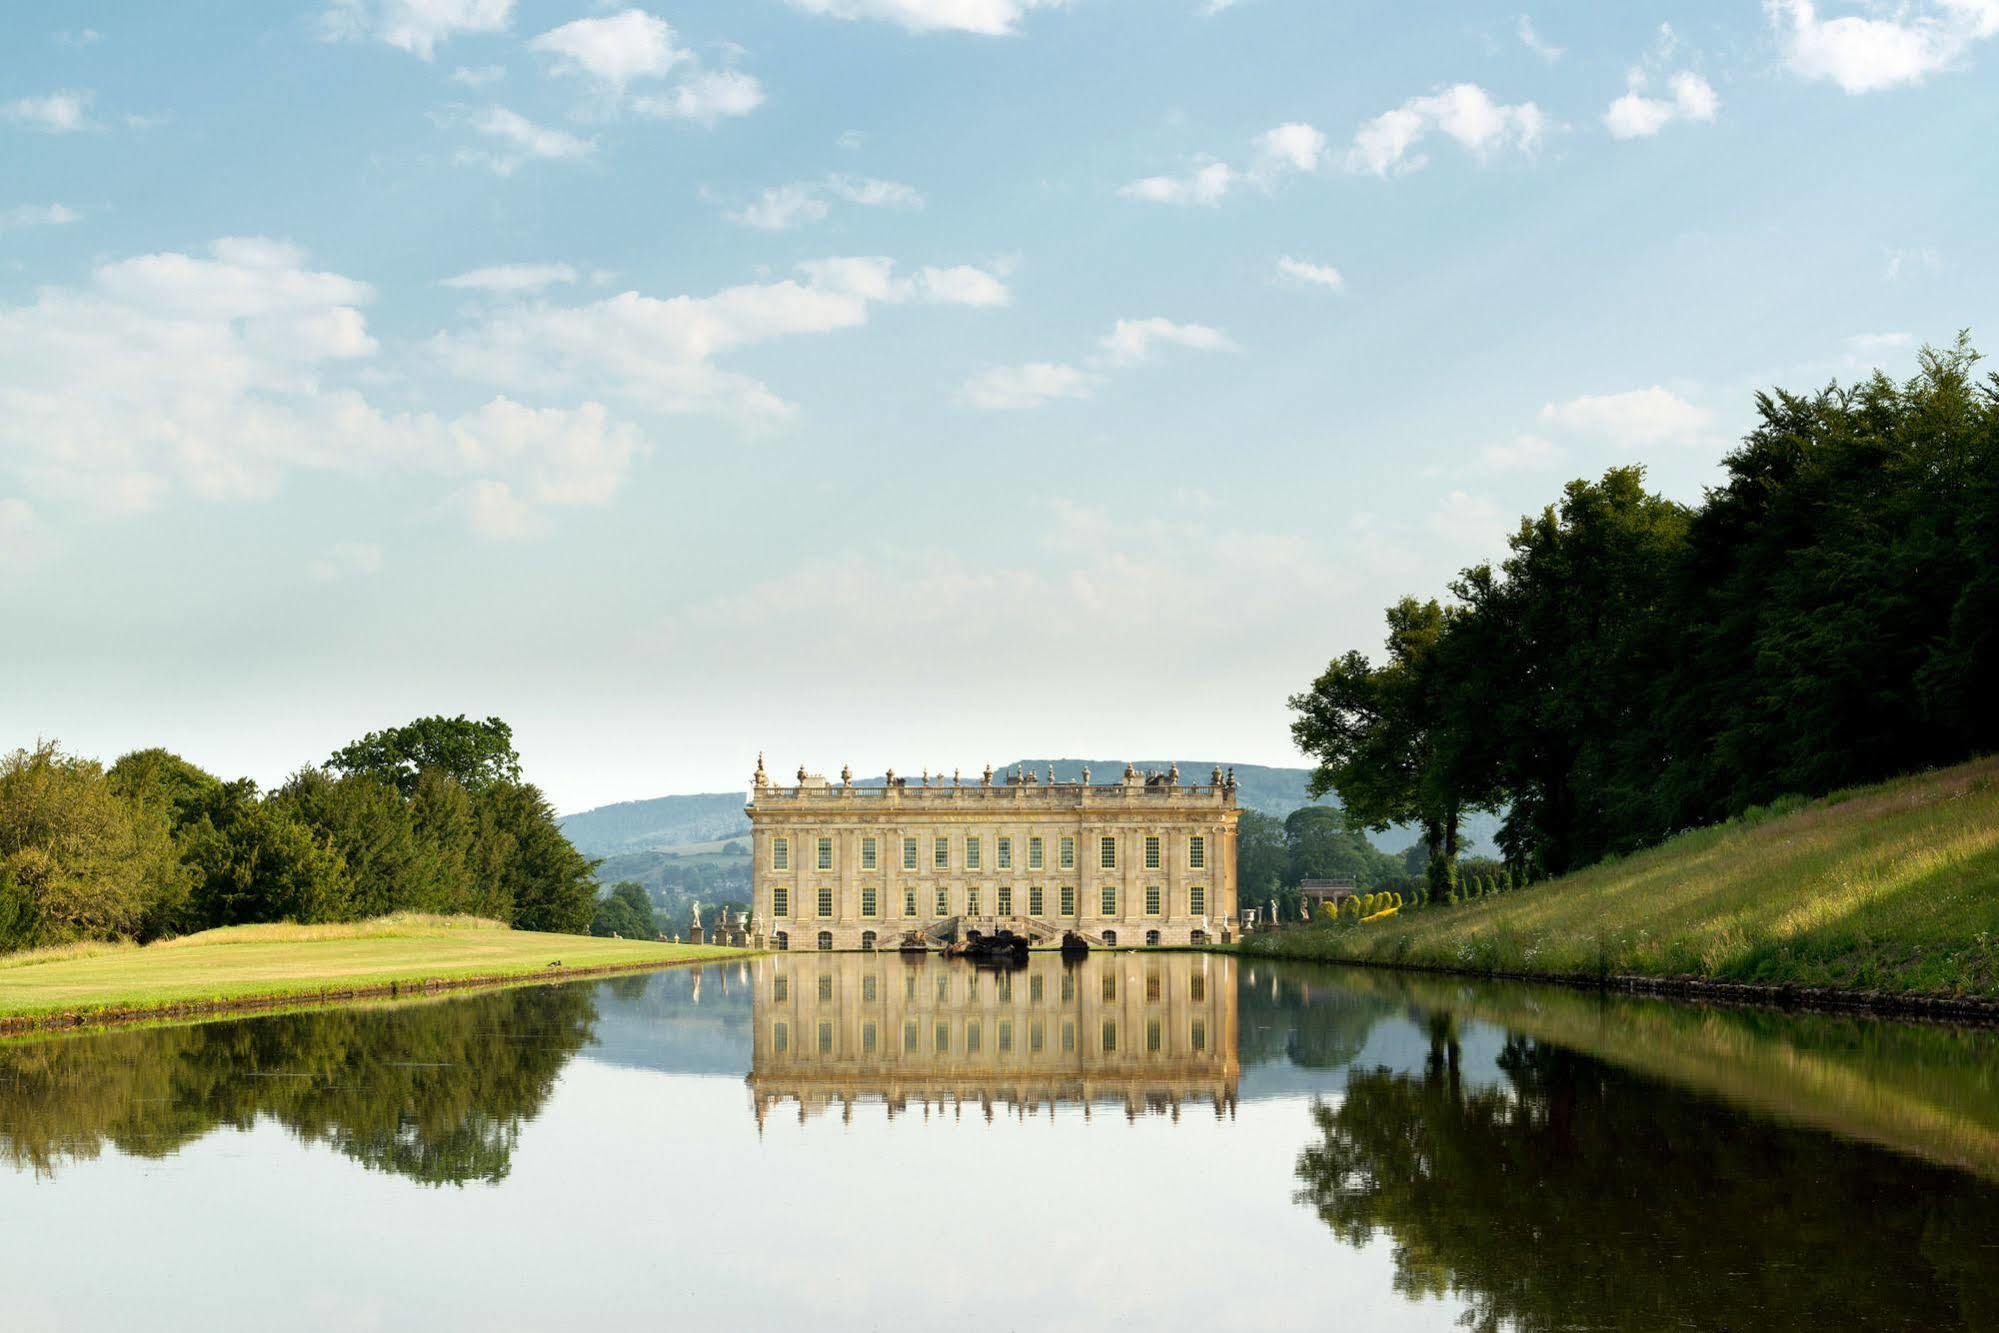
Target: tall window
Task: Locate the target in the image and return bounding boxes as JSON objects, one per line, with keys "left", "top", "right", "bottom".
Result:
{"left": 861, "top": 887, "right": 878, "bottom": 917}
{"left": 861, "top": 836, "right": 878, "bottom": 870}
{"left": 772, "top": 837, "right": 790, "bottom": 870}
{"left": 904, "top": 889, "right": 917, "bottom": 917}
{"left": 773, "top": 976, "right": 788, "bottom": 1002}
{"left": 817, "top": 837, "right": 833, "bottom": 871}
{"left": 1101, "top": 1022, "right": 1118, "bottom": 1053}
{"left": 966, "top": 837, "right": 982, "bottom": 870}
{"left": 1100, "top": 836, "right": 1116, "bottom": 869}
{"left": 935, "top": 886, "right": 949, "bottom": 916}
{"left": 1059, "top": 836, "right": 1075, "bottom": 869}
{"left": 997, "top": 837, "right": 1012, "bottom": 869}
{"left": 967, "top": 886, "right": 981, "bottom": 916}
{"left": 1188, "top": 835, "right": 1206, "bottom": 869}
{"left": 1145, "top": 885, "right": 1161, "bottom": 916}
{"left": 1101, "top": 885, "right": 1117, "bottom": 916}
{"left": 817, "top": 887, "right": 834, "bottom": 918}
{"left": 997, "top": 885, "right": 1013, "bottom": 915}
{"left": 1028, "top": 885, "right": 1044, "bottom": 916}
{"left": 1059, "top": 885, "right": 1075, "bottom": 916}
{"left": 771, "top": 886, "right": 790, "bottom": 918}
{"left": 1144, "top": 836, "right": 1160, "bottom": 870}
{"left": 1188, "top": 885, "right": 1206, "bottom": 916}
{"left": 934, "top": 836, "right": 949, "bottom": 870}
{"left": 1028, "top": 836, "right": 1044, "bottom": 870}
{"left": 1191, "top": 1019, "right": 1207, "bottom": 1053}
{"left": 1102, "top": 973, "right": 1117, "bottom": 1001}
{"left": 903, "top": 837, "right": 918, "bottom": 870}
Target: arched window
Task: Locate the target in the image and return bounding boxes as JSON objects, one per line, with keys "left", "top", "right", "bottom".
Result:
{"left": 1145, "top": 930, "right": 1161, "bottom": 947}
{"left": 1189, "top": 929, "right": 1208, "bottom": 946}
{"left": 1102, "top": 930, "right": 1118, "bottom": 947}
{"left": 774, "top": 931, "right": 789, "bottom": 951}
{"left": 861, "top": 930, "right": 877, "bottom": 951}
{"left": 817, "top": 930, "right": 834, "bottom": 951}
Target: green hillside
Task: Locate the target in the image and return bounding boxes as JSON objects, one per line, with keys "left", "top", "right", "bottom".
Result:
{"left": 1240, "top": 757, "right": 1999, "bottom": 1000}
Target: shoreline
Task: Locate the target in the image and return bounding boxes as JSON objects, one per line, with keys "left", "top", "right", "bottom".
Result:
{"left": 1222, "top": 941, "right": 1999, "bottom": 1025}
{"left": 0, "top": 948, "right": 758, "bottom": 1038}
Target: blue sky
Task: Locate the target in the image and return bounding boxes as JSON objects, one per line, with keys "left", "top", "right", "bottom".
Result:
{"left": 3, "top": 0, "right": 1995, "bottom": 811}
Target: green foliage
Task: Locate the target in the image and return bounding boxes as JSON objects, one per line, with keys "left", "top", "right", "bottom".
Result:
{"left": 327, "top": 715, "right": 521, "bottom": 799}
{"left": 0, "top": 741, "right": 186, "bottom": 949}
{"left": 1340, "top": 897, "right": 1361, "bottom": 922}
{"left": 1289, "top": 336, "right": 1999, "bottom": 879}
{"left": 592, "top": 881, "right": 658, "bottom": 939}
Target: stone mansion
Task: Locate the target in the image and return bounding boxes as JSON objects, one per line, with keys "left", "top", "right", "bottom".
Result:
{"left": 745, "top": 757, "right": 1241, "bottom": 951}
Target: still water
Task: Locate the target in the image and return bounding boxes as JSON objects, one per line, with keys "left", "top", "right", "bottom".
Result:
{"left": 5, "top": 952, "right": 1999, "bottom": 1331}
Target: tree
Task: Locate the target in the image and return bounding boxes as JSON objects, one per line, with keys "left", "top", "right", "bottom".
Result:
{"left": 1236, "top": 809, "right": 1289, "bottom": 907}
{"left": 272, "top": 769, "right": 438, "bottom": 919}
{"left": 181, "top": 797, "right": 350, "bottom": 927}
{"left": 591, "top": 881, "right": 657, "bottom": 939}
{"left": 1283, "top": 807, "right": 1400, "bottom": 888}
{"left": 0, "top": 741, "right": 185, "bottom": 949}
{"left": 480, "top": 782, "right": 596, "bottom": 934}
{"left": 327, "top": 716, "right": 522, "bottom": 799}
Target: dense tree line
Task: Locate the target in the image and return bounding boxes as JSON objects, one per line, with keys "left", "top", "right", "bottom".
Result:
{"left": 1292, "top": 337, "right": 1999, "bottom": 889}
{"left": 0, "top": 716, "right": 598, "bottom": 952}
{"left": 1235, "top": 806, "right": 1408, "bottom": 919}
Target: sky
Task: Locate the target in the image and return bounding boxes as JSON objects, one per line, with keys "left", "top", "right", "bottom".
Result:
{"left": 2, "top": 0, "right": 1995, "bottom": 813}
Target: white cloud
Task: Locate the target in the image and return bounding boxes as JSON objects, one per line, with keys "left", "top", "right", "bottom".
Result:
{"left": 1475, "top": 433, "right": 1561, "bottom": 473}
{"left": 1885, "top": 246, "right": 1941, "bottom": 279}
{"left": 724, "top": 175, "right": 924, "bottom": 230}
{"left": 629, "top": 70, "right": 766, "bottom": 125}
{"left": 964, "top": 316, "right": 1230, "bottom": 412}
{"left": 1518, "top": 15, "right": 1564, "bottom": 62}
{"left": 307, "top": 541, "right": 384, "bottom": 582}
{"left": 1843, "top": 331, "right": 1917, "bottom": 366}
{"left": 1120, "top": 161, "right": 1236, "bottom": 207}
{"left": 1539, "top": 386, "right": 1714, "bottom": 449}
{"left": 1427, "top": 489, "right": 1505, "bottom": 544}
{"left": 529, "top": 9, "right": 686, "bottom": 90}
{"left": 440, "top": 262, "right": 580, "bottom": 293}
{"left": 457, "top": 106, "right": 595, "bottom": 174}
{"left": 961, "top": 362, "right": 1099, "bottom": 410}
{"left": 1253, "top": 122, "right": 1328, "bottom": 176}
{"left": 0, "top": 498, "right": 56, "bottom": 572}
{"left": 1098, "top": 317, "right": 1233, "bottom": 367}
{"left": 1346, "top": 84, "right": 1544, "bottom": 175}
{"left": 1275, "top": 256, "right": 1344, "bottom": 291}
{"left": 1767, "top": 0, "right": 1999, "bottom": 93}
{"left": 454, "top": 478, "right": 549, "bottom": 541}
{"left": 1, "top": 203, "right": 81, "bottom": 229}
{"left": 782, "top": 0, "right": 1071, "bottom": 36}
{"left": 55, "top": 29, "right": 102, "bottom": 47}
{"left": 1122, "top": 122, "right": 1327, "bottom": 207}
{"left": 0, "top": 238, "right": 643, "bottom": 542}
{"left": 450, "top": 64, "right": 506, "bottom": 86}
{"left": 6, "top": 91, "right": 91, "bottom": 133}
{"left": 433, "top": 257, "right": 1008, "bottom": 421}
{"left": 321, "top": 0, "right": 513, "bottom": 59}
{"left": 1604, "top": 70, "right": 1720, "bottom": 138}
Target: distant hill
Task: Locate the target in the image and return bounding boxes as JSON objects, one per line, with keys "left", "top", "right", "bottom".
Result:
{"left": 561, "top": 759, "right": 1500, "bottom": 858}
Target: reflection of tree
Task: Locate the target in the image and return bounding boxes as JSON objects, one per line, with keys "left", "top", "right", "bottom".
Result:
{"left": 1236, "top": 967, "right": 1393, "bottom": 1071}
{"left": 1296, "top": 1034, "right": 1999, "bottom": 1332}
{"left": 0, "top": 983, "right": 596, "bottom": 1185}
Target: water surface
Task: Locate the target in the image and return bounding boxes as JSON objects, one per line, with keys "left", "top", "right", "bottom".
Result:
{"left": 4, "top": 953, "right": 1997, "bottom": 1331}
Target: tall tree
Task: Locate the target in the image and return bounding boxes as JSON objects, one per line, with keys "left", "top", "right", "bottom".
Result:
{"left": 327, "top": 716, "right": 522, "bottom": 798}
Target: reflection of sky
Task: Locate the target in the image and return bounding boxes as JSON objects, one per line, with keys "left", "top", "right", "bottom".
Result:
{"left": 0, "top": 1057, "right": 1468, "bottom": 1333}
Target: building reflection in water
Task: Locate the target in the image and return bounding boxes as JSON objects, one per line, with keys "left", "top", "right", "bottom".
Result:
{"left": 749, "top": 951, "right": 1239, "bottom": 1127}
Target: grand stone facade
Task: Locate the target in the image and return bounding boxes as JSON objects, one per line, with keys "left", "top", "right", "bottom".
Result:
{"left": 746, "top": 758, "right": 1241, "bottom": 951}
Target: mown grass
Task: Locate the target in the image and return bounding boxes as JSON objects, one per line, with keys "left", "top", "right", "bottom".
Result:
{"left": 0, "top": 915, "right": 749, "bottom": 1024}
{"left": 1240, "top": 756, "right": 1999, "bottom": 998}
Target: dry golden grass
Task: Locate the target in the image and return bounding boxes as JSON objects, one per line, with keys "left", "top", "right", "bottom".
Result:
{"left": 1243, "top": 756, "right": 1999, "bottom": 997}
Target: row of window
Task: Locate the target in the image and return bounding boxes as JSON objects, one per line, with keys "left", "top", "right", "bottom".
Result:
{"left": 769, "top": 1016, "right": 1207, "bottom": 1058}
{"left": 772, "top": 971, "right": 1210, "bottom": 1005}
{"left": 768, "top": 884, "right": 1208, "bottom": 919}
{"left": 771, "top": 927, "right": 1206, "bottom": 950}
{"left": 769, "top": 832, "right": 1208, "bottom": 874}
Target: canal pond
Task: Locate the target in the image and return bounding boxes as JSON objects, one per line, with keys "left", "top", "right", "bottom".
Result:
{"left": 4, "top": 952, "right": 1998, "bottom": 1331}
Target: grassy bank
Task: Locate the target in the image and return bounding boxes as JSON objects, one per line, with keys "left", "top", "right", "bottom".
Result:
{"left": 0, "top": 915, "right": 749, "bottom": 1030}
{"left": 1239, "top": 756, "right": 1999, "bottom": 999}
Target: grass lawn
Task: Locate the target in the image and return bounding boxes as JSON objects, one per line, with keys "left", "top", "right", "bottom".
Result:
{"left": 1239, "top": 755, "right": 1999, "bottom": 999}
{"left": 0, "top": 915, "right": 749, "bottom": 1028}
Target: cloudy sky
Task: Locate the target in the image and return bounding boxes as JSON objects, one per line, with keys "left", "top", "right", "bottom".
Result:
{"left": 2, "top": 1, "right": 1994, "bottom": 811}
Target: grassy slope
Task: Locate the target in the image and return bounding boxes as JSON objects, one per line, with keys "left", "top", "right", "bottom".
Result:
{"left": 1240, "top": 756, "right": 1999, "bottom": 998}
{"left": 0, "top": 915, "right": 747, "bottom": 1024}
